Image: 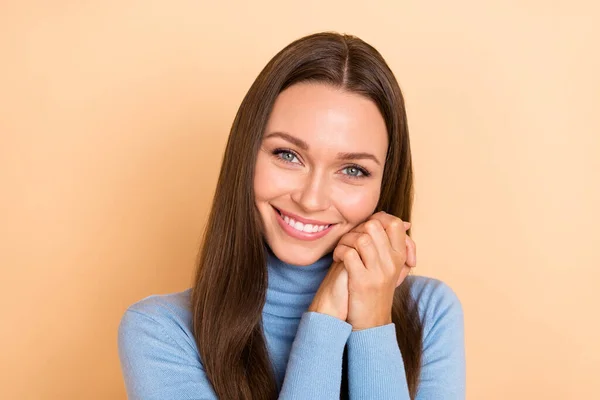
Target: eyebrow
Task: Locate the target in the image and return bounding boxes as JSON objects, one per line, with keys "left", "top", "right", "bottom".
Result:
{"left": 264, "top": 131, "right": 382, "bottom": 166}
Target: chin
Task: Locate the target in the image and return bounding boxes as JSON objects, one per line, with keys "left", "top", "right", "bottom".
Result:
{"left": 267, "top": 240, "right": 332, "bottom": 267}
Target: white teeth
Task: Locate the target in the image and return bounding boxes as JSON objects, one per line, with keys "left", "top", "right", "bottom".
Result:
{"left": 279, "top": 210, "right": 330, "bottom": 233}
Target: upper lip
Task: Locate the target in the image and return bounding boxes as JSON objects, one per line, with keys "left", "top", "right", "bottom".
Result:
{"left": 273, "top": 206, "right": 334, "bottom": 226}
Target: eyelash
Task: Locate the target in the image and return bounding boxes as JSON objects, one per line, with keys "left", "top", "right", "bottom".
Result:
{"left": 271, "top": 148, "right": 372, "bottom": 179}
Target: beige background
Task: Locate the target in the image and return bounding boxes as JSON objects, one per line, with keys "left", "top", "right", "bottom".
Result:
{"left": 1, "top": 1, "right": 599, "bottom": 399}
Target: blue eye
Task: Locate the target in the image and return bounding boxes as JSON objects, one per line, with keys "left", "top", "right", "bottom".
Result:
{"left": 342, "top": 165, "right": 370, "bottom": 179}
{"left": 273, "top": 149, "right": 301, "bottom": 164}
{"left": 344, "top": 166, "right": 362, "bottom": 177}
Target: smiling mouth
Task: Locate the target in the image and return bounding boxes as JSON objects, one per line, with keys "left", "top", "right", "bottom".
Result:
{"left": 272, "top": 206, "right": 333, "bottom": 234}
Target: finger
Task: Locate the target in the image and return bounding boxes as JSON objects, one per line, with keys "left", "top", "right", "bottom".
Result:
{"left": 336, "top": 232, "right": 364, "bottom": 250}
{"left": 341, "top": 221, "right": 393, "bottom": 272}
{"left": 333, "top": 238, "right": 376, "bottom": 273}
{"left": 369, "top": 212, "right": 407, "bottom": 254}
{"left": 362, "top": 219, "right": 393, "bottom": 272}
{"left": 370, "top": 211, "right": 409, "bottom": 228}
{"left": 333, "top": 243, "right": 367, "bottom": 267}
{"left": 333, "top": 243, "right": 353, "bottom": 263}
{"left": 354, "top": 232, "right": 380, "bottom": 271}
{"left": 347, "top": 221, "right": 367, "bottom": 234}
{"left": 405, "top": 235, "right": 417, "bottom": 268}
{"left": 339, "top": 246, "right": 367, "bottom": 281}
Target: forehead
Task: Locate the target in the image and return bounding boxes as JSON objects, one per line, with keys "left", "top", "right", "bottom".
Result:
{"left": 265, "top": 83, "right": 388, "bottom": 154}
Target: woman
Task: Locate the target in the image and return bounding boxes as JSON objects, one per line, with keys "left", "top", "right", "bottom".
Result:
{"left": 118, "top": 32, "right": 465, "bottom": 399}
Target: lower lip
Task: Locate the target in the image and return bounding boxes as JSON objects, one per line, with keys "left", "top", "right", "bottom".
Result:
{"left": 273, "top": 207, "right": 334, "bottom": 241}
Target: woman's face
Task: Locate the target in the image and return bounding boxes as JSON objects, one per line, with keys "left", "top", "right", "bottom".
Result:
{"left": 254, "top": 82, "right": 388, "bottom": 266}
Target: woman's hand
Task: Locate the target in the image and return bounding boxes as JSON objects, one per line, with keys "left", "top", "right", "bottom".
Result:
{"left": 333, "top": 211, "right": 417, "bottom": 331}
{"left": 307, "top": 260, "right": 349, "bottom": 321}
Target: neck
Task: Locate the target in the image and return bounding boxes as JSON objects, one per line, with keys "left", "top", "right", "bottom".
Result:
{"left": 262, "top": 246, "right": 333, "bottom": 318}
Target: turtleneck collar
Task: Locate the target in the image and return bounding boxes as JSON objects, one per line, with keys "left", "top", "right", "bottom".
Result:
{"left": 263, "top": 246, "right": 333, "bottom": 318}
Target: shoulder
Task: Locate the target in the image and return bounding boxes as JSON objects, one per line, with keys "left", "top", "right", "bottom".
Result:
{"left": 118, "top": 290, "right": 221, "bottom": 397}
{"left": 406, "top": 275, "right": 462, "bottom": 317}
{"left": 405, "top": 275, "right": 464, "bottom": 340}
{"left": 123, "top": 288, "right": 193, "bottom": 324}
{"left": 118, "top": 288, "right": 198, "bottom": 359}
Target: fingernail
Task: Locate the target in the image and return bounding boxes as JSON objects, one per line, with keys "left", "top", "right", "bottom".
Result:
{"left": 404, "top": 221, "right": 411, "bottom": 229}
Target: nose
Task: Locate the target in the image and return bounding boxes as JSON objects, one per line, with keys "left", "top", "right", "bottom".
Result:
{"left": 290, "top": 169, "right": 331, "bottom": 213}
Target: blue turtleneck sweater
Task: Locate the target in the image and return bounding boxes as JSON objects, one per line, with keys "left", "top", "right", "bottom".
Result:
{"left": 118, "top": 251, "right": 465, "bottom": 399}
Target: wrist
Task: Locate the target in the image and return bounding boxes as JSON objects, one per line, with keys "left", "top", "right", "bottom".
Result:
{"left": 350, "top": 315, "right": 392, "bottom": 331}
{"left": 308, "top": 302, "right": 347, "bottom": 321}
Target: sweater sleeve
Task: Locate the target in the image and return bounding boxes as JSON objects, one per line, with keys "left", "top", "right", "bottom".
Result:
{"left": 118, "top": 307, "right": 353, "bottom": 400}
{"left": 345, "top": 279, "right": 465, "bottom": 399}
{"left": 279, "top": 311, "right": 353, "bottom": 399}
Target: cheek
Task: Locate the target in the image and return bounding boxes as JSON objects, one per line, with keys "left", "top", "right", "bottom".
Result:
{"left": 254, "top": 153, "right": 296, "bottom": 202}
{"left": 332, "top": 184, "right": 381, "bottom": 225}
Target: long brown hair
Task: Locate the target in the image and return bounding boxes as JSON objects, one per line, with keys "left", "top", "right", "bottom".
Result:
{"left": 191, "top": 32, "right": 423, "bottom": 399}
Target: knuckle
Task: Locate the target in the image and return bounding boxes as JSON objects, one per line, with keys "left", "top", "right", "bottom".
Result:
{"left": 388, "top": 219, "right": 402, "bottom": 230}
{"left": 343, "top": 248, "right": 358, "bottom": 262}
{"left": 357, "top": 233, "right": 371, "bottom": 247}
{"left": 333, "top": 246, "right": 343, "bottom": 258}
{"left": 365, "top": 220, "right": 381, "bottom": 231}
